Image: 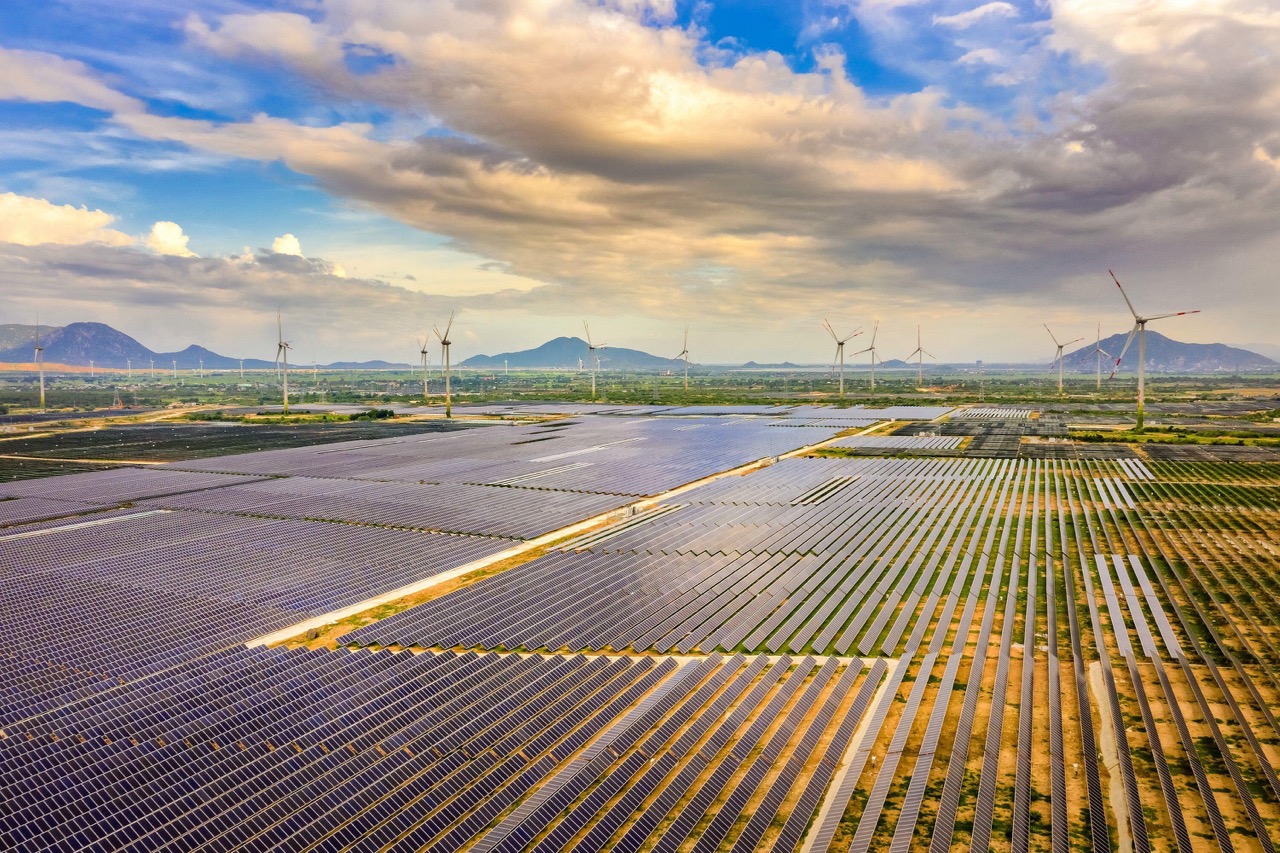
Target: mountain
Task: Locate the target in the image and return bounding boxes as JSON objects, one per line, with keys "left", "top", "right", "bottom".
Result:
{"left": 153, "top": 345, "right": 276, "bottom": 371}
{"left": 1061, "top": 330, "right": 1276, "bottom": 373}
{"left": 460, "top": 336, "right": 685, "bottom": 370}
{"left": 740, "top": 361, "right": 802, "bottom": 369}
{"left": 0, "top": 322, "right": 269, "bottom": 370}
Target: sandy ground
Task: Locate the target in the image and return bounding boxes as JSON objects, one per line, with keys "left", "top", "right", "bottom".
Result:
{"left": 1090, "top": 660, "right": 1131, "bottom": 853}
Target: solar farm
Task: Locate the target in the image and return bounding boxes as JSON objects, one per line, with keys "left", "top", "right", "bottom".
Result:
{"left": 3, "top": 404, "right": 1280, "bottom": 852}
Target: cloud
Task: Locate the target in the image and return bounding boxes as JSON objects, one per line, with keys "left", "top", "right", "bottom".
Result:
{"left": 271, "top": 233, "right": 303, "bottom": 256}
{"left": 0, "top": 48, "right": 141, "bottom": 114}
{"left": 0, "top": 192, "right": 134, "bottom": 247}
{"left": 933, "top": 2, "right": 1018, "bottom": 29}
{"left": 7, "top": 0, "right": 1280, "bottom": 359}
{"left": 145, "top": 221, "right": 197, "bottom": 257}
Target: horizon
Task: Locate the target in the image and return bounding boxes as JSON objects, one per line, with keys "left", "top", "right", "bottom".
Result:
{"left": 2, "top": 2, "right": 1279, "bottom": 363}
{"left": 2, "top": 318, "right": 1276, "bottom": 371}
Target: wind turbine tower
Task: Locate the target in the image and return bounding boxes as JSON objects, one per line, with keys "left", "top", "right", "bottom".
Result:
{"left": 906, "top": 325, "right": 934, "bottom": 386}
{"left": 150, "top": 357, "right": 156, "bottom": 380}
{"left": 434, "top": 312, "right": 455, "bottom": 418}
{"left": 33, "top": 321, "right": 45, "bottom": 410}
{"left": 1044, "top": 325, "right": 1084, "bottom": 396}
{"left": 1108, "top": 271, "right": 1199, "bottom": 431}
{"left": 853, "top": 320, "right": 882, "bottom": 390}
{"left": 127, "top": 358, "right": 132, "bottom": 380}
{"left": 89, "top": 359, "right": 95, "bottom": 378}
{"left": 275, "top": 312, "right": 292, "bottom": 415}
{"left": 583, "top": 320, "right": 606, "bottom": 399}
{"left": 1090, "top": 324, "right": 1110, "bottom": 391}
{"left": 239, "top": 359, "right": 244, "bottom": 379}
{"left": 418, "top": 336, "right": 431, "bottom": 400}
{"left": 823, "top": 319, "right": 862, "bottom": 399}
{"left": 674, "top": 328, "right": 690, "bottom": 391}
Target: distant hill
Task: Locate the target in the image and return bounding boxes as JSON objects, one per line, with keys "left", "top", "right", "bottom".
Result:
{"left": 460, "top": 336, "right": 685, "bottom": 370}
{"left": 1061, "top": 330, "right": 1276, "bottom": 373}
{"left": 0, "top": 322, "right": 279, "bottom": 370}
{"left": 740, "top": 361, "right": 802, "bottom": 369}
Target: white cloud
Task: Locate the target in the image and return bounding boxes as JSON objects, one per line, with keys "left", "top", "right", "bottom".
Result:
{"left": 145, "top": 220, "right": 197, "bottom": 257}
{"left": 933, "top": 2, "right": 1018, "bottom": 29}
{"left": 0, "top": 48, "right": 141, "bottom": 114}
{"left": 0, "top": 192, "right": 134, "bottom": 247}
{"left": 271, "top": 233, "right": 302, "bottom": 255}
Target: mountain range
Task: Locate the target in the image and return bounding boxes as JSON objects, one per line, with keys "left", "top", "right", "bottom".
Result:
{"left": 460, "top": 336, "right": 686, "bottom": 370}
{"left": 1060, "top": 330, "right": 1277, "bottom": 373}
{"left": 0, "top": 323, "right": 410, "bottom": 370}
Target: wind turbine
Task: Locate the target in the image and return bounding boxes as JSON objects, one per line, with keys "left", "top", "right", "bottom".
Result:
{"left": 852, "top": 320, "right": 882, "bottom": 390}
{"left": 905, "top": 325, "right": 934, "bottom": 386}
{"left": 89, "top": 358, "right": 95, "bottom": 379}
{"left": 434, "top": 311, "right": 455, "bottom": 418}
{"left": 1108, "top": 270, "right": 1200, "bottom": 432}
{"left": 149, "top": 357, "right": 156, "bottom": 380}
{"left": 275, "top": 312, "right": 291, "bottom": 415}
{"left": 418, "top": 335, "right": 431, "bottom": 400}
{"left": 674, "top": 327, "right": 690, "bottom": 391}
{"left": 1089, "top": 323, "right": 1110, "bottom": 391}
{"left": 127, "top": 358, "right": 133, "bottom": 380}
{"left": 823, "top": 319, "right": 862, "bottom": 399}
{"left": 33, "top": 320, "right": 45, "bottom": 410}
{"left": 1044, "top": 325, "right": 1084, "bottom": 396}
{"left": 239, "top": 359, "right": 244, "bottom": 379}
{"left": 172, "top": 359, "right": 177, "bottom": 381}
{"left": 584, "top": 321, "right": 606, "bottom": 401}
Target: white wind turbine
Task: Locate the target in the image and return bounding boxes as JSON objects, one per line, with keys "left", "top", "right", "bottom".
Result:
{"left": 905, "top": 325, "right": 934, "bottom": 386}
{"left": 1108, "top": 270, "right": 1199, "bottom": 432}
{"left": 33, "top": 319, "right": 45, "bottom": 410}
{"left": 418, "top": 335, "right": 431, "bottom": 400}
{"left": 434, "top": 311, "right": 455, "bottom": 418}
{"left": 1089, "top": 323, "right": 1110, "bottom": 391}
{"left": 1044, "top": 325, "right": 1084, "bottom": 396}
{"left": 674, "top": 327, "right": 690, "bottom": 391}
{"left": 852, "top": 320, "right": 883, "bottom": 390}
{"left": 274, "top": 312, "right": 292, "bottom": 415}
{"left": 823, "top": 319, "right": 862, "bottom": 399}
{"left": 584, "top": 321, "right": 606, "bottom": 401}
{"left": 89, "top": 359, "right": 95, "bottom": 378}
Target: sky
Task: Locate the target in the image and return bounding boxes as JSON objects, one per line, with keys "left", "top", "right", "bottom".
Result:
{"left": 1, "top": 0, "right": 1278, "bottom": 364}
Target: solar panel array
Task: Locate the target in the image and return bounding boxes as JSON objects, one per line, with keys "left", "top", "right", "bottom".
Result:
{"left": 0, "top": 509, "right": 512, "bottom": 726}
{"left": 0, "top": 646, "right": 878, "bottom": 852}
{"left": 827, "top": 434, "right": 963, "bottom": 451}
{"left": 344, "top": 456, "right": 1025, "bottom": 655}
{"left": 173, "top": 415, "right": 842, "bottom": 498}
{"left": 4, "top": 406, "right": 1280, "bottom": 853}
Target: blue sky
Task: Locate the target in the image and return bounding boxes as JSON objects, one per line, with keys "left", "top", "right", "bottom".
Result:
{"left": 1, "top": 0, "right": 1278, "bottom": 362}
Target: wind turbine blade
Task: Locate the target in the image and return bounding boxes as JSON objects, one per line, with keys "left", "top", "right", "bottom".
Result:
{"left": 922, "top": 349, "right": 935, "bottom": 359}
{"left": 1144, "top": 309, "right": 1200, "bottom": 321}
{"left": 1109, "top": 324, "right": 1139, "bottom": 379}
{"left": 1044, "top": 324, "right": 1061, "bottom": 347}
{"left": 823, "top": 319, "right": 837, "bottom": 341}
{"left": 870, "top": 320, "right": 879, "bottom": 347}
{"left": 443, "top": 311, "right": 455, "bottom": 338}
{"left": 583, "top": 320, "right": 592, "bottom": 347}
{"left": 1110, "top": 270, "right": 1140, "bottom": 319}
{"left": 1065, "top": 337, "right": 1085, "bottom": 346}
